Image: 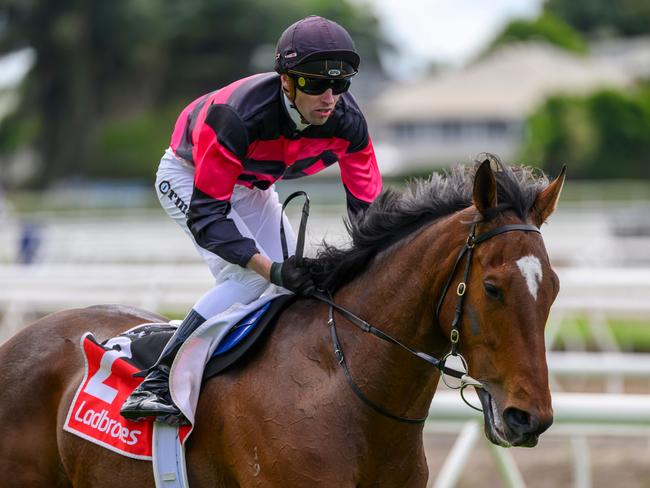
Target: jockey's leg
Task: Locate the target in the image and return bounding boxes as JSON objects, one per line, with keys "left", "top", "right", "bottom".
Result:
{"left": 119, "top": 311, "right": 203, "bottom": 423}
{"left": 228, "top": 183, "right": 297, "bottom": 261}
{"left": 122, "top": 155, "right": 296, "bottom": 423}
{"left": 120, "top": 277, "right": 267, "bottom": 424}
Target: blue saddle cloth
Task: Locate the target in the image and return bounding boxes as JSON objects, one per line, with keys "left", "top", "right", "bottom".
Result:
{"left": 203, "top": 294, "right": 294, "bottom": 379}
{"left": 114, "top": 295, "right": 295, "bottom": 379}
{"left": 212, "top": 301, "right": 272, "bottom": 356}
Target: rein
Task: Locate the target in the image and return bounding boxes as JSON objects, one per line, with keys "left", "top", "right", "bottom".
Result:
{"left": 280, "top": 192, "right": 540, "bottom": 424}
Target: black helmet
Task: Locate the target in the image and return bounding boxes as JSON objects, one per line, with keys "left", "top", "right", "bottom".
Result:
{"left": 274, "top": 15, "right": 360, "bottom": 77}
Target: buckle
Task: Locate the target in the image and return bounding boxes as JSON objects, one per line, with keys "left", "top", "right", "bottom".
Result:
{"left": 450, "top": 329, "right": 459, "bottom": 344}
{"left": 334, "top": 348, "right": 344, "bottom": 364}
{"left": 456, "top": 282, "right": 466, "bottom": 296}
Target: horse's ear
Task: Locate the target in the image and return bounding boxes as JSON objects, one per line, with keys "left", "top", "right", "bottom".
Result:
{"left": 532, "top": 165, "right": 566, "bottom": 227}
{"left": 473, "top": 159, "right": 497, "bottom": 217}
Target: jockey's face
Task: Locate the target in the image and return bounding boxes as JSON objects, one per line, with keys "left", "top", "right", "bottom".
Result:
{"left": 281, "top": 74, "right": 340, "bottom": 126}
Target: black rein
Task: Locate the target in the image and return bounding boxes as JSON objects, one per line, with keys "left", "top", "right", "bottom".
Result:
{"left": 280, "top": 192, "right": 541, "bottom": 424}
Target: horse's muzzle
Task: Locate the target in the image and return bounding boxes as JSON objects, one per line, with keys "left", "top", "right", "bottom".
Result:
{"left": 476, "top": 388, "right": 553, "bottom": 447}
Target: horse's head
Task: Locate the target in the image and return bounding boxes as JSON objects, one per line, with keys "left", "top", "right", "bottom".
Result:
{"left": 439, "top": 160, "right": 565, "bottom": 448}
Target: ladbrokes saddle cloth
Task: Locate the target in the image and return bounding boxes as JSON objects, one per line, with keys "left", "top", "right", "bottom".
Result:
{"left": 63, "top": 294, "right": 294, "bottom": 460}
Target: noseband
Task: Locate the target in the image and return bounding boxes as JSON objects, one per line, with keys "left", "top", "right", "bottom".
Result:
{"left": 281, "top": 192, "right": 541, "bottom": 424}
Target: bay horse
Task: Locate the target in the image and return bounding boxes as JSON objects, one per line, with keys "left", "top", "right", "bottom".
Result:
{"left": 0, "top": 158, "right": 565, "bottom": 487}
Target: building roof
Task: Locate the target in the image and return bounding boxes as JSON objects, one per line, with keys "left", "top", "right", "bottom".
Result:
{"left": 591, "top": 36, "right": 650, "bottom": 80}
{"left": 371, "top": 42, "right": 633, "bottom": 123}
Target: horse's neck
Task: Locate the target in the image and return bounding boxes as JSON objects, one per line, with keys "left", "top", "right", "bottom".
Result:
{"left": 332, "top": 215, "right": 464, "bottom": 426}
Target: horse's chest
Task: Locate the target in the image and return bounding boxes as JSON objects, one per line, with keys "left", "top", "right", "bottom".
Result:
{"left": 357, "top": 444, "right": 428, "bottom": 487}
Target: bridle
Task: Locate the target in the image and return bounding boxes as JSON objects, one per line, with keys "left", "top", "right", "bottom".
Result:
{"left": 435, "top": 222, "right": 542, "bottom": 358}
{"left": 280, "top": 192, "right": 541, "bottom": 424}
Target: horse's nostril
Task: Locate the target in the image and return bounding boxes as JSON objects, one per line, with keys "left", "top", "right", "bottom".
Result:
{"left": 503, "top": 407, "right": 538, "bottom": 435}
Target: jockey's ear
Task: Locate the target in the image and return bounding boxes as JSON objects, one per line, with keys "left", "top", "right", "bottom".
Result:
{"left": 280, "top": 74, "right": 296, "bottom": 102}
{"left": 473, "top": 159, "right": 497, "bottom": 218}
{"left": 532, "top": 165, "right": 566, "bottom": 227}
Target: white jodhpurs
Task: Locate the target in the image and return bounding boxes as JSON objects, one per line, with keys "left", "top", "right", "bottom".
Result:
{"left": 155, "top": 148, "right": 296, "bottom": 319}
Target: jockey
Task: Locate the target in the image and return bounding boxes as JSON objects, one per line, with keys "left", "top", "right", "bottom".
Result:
{"left": 120, "top": 15, "right": 382, "bottom": 424}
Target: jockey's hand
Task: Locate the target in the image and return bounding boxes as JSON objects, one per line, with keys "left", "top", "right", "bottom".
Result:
{"left": 270, "top": 256, "right": 316, "bottom": 296}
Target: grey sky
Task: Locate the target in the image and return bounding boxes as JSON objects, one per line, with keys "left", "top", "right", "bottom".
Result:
{"left": 363, "top": 0, "right": 544, "bottom": 72}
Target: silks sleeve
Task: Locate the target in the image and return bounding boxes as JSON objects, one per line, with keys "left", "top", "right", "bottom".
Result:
{"left": 187, "top": 104, "right": 260, "bottom": 266}
{"left": 339, "top": 115, "right": 382, "bottom": 220}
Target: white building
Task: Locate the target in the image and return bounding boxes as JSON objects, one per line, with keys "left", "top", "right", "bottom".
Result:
{"left": 368, "top": 42, "right": 635, "bottom": 175}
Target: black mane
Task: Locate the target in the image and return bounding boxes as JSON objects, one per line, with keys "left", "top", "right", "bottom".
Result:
{"left": 311, "top": 155, "right": 549, "bottom": 291}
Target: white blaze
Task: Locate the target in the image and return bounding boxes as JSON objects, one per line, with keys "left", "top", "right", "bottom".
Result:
{"left": 516, "top": 255, "right": 543, "bottom": 300}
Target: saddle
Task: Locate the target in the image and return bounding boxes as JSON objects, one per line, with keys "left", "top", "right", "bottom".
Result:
{"left": 63, "top": 295, "right": 295, "bottom": 462}
{"left": 113, "top": 294, "right": 296, "bottom": 380}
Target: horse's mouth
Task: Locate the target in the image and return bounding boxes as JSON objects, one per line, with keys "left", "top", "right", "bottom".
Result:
{"left": 476, "top": 388, "right": 539, "bottom": 448}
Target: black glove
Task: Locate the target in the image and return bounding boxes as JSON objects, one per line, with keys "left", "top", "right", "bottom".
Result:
{"left": 270, "top": 256, "right": 316, "bottom": 296}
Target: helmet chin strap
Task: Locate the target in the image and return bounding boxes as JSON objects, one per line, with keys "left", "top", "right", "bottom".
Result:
{"left": 282, "top": 78, "right": 310, "bottom": 125}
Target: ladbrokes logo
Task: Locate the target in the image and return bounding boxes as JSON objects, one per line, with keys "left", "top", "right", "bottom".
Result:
{"left": 74, "top": 401, "right": 141, "bottom": 446}
{"left": 64, "top": 333, "right": 191, "bottom": 460}
{"left": 63, "top": 334, "right": 156, "bottom": 459}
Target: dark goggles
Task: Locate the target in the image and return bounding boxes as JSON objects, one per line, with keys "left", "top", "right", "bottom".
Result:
{"left": 289, "top": 74, "right": 351, "bottom": 95}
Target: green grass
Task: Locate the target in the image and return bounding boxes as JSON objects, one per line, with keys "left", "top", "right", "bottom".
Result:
{"left": 551, "top": 316, "right": 650, "bottom": 352}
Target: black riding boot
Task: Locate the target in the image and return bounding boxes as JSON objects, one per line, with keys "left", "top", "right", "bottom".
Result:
{"left": 120, "top": 309, "right": 206, "bottom": 425}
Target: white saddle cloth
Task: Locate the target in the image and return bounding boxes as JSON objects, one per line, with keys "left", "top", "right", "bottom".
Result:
{"left": 168, "top": 284, "right": 290, "bottom": 425}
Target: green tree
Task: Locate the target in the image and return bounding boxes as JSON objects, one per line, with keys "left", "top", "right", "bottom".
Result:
{"left": 0, "top": 0, "right": 386, "bottom": 187}
{"left": 156, "top": 0, "right": 386, "bottom": 100}
{"left": 522, "top": 86, "right": 650, "bottom": 179}
{"left": 484, "top": 12, "right": 587, "bottom": 56}
{"left": 544, "top": 0, "right": 650, "bottom": 37}
{"left": 0, "top": 0, "right": 168, "bottom": 187}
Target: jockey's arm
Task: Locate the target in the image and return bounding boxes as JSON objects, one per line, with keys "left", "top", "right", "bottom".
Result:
{"left": 338, "top": 126, "right": 382, "bottom": 220}
{"left": 246, "top": 253, "right": 273, "bottom": 281}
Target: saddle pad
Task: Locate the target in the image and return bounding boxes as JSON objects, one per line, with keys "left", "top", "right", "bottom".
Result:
{"left": 114, "top": 294, "right": 295, "bottom": 380}
{"left": 63, "top": 295, "right": 294, "bottom": 459}
{"left": 63, "top": 333, "right": 192, "bottom": 460}
{"left": 213, "top": 301, "right": 273, "bottom": 355}
{"left": 204, "top": 294, "right": 294, "bottom": 379}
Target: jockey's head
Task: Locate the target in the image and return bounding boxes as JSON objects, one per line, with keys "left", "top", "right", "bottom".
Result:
{"left": 275, "top": 16, "right": 360, "bottom": 125}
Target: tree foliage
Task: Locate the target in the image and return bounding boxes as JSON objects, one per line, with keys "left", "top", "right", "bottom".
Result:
{"left": 522, "top": 85, "right": 650, "bottom": 179}
{"left": 544, "top": 0, "right": 650, "bottom": 37}
{"left": 485, "top": 12, "right": 587, "bottom": 56}
{"left": 0, "top": 0, "right": 386, "bottom": 187}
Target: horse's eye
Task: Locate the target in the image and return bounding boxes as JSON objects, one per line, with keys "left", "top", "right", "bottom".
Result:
{"left": 483, "top": 282, "right": 503, "bottom": 301}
